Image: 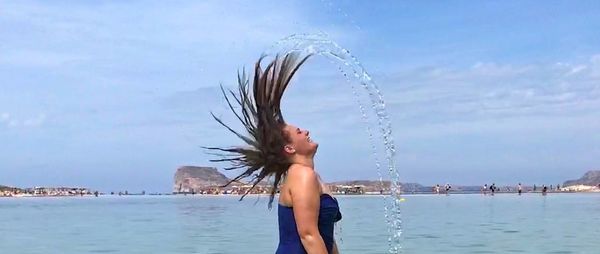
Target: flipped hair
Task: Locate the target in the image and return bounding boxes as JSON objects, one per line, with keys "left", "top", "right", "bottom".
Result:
{"left": 206, "top": 52, "right": 311, "bottom": 208}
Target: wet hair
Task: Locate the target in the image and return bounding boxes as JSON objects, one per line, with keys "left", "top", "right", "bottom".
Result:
{"left": 205, "top": 52, "right": 311, "bottom": 208}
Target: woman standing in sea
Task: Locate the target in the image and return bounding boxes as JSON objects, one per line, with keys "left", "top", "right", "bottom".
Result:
{"left": 206, "top": 52, "right": 342, "bottom": 254}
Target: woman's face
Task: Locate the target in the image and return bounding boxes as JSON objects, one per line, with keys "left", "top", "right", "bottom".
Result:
{"left": 283, "top": 124, "right": 318, "bottom": 156}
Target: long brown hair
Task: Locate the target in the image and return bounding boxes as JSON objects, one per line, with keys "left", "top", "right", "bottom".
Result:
{"left": 205, "top": 52, "right": 311, "bottom": 208}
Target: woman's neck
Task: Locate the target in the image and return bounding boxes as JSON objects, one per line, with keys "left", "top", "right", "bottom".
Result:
{"left": 291, "top": 156, "right": 314, "bottom": 169}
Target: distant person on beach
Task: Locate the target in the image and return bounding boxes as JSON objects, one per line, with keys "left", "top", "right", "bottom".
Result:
{"left": 490, "top": 183, "right": 496, "bottom": 195}
{"left": 533, "top": 184, "right": 537, "bottom": 192}
{"left": 207, "top": 53, "right": 341, "bottom": 254}
{"left": 482, "top": 184, "right": 488, "bottom": 195}
{"left": 542, "top": 185, "right": 548, "bottom": 195}
{"left": 435, "top": 184, "right": 441, "bottom": 194}
{"left": 517, "top": 183, "right": 522, "bottom": 195}
{"left": 445, "top": 183, "right": 451, "bottom": 195}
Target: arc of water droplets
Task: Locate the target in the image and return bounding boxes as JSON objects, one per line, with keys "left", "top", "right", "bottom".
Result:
{"left": 267, "top": 33, "right": 403, "bottom": 253}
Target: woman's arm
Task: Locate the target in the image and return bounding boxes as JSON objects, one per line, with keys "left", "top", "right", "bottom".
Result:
{"left": 332, "top": 241, "right": 340, "bottom": 254}
{"left": 290, "top": 166, "right": 328, "bottom": 254}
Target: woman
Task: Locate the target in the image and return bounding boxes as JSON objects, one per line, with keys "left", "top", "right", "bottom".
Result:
{"left": 206, "top": 52, "right": 341, "bottom": 254}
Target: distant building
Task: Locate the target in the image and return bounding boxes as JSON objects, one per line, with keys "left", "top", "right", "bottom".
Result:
{"left": 331, "top": 185, "right": 365, "bottom": 194}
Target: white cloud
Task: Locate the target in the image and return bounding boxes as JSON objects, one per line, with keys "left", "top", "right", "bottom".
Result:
{"left": 386, "top": 55, "right": 600, "bottom": 115}
{"left": 590, "top": 54, "right": 600, "bottom": 77}
{"left": 23, "top": 114, "right": 46, "bottom": 127}
{"left": 0, "top": 113, "right": 46, "bottom": 128}
{"left": 0, "top": 113, "right": 9, "bottom": 122}
{"left": 0, "top": 1, "right": 355, "bottom": 85}
{"left": 163, "top": 54, "right": 600, "bottom": 138}
{"left": 0, "top": 50, "right": 84, "bottom": 68}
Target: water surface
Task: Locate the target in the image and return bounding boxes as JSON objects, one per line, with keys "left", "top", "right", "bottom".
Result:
{"left": 1, "top": 193, "right": 598, "bottom": 253}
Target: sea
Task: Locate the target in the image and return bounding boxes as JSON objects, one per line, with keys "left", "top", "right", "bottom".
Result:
{"left": 1, "top": 193, "right": 598, "bottom": 254}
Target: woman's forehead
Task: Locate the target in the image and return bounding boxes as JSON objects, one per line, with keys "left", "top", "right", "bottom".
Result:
{"left": 284, "top": 124, "right": 298, "bottom": 130}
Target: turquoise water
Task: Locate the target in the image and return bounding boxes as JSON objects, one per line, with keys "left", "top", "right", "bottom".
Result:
{"left": 1, "top": 194, "right": 598, "bottom": 253}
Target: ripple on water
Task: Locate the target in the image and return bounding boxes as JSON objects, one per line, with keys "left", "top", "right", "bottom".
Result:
{"left": 453, "top": 243, "right": 487, "bottom": 249}
{"left": 89, "top": 249, "right": 118, "bottom": 253}
{"left": 467, "top": 243, "right": 486, "bottom": 248}
{"left": 416, "top": 233, "right": 440, "bottom": 239}
{"left": 470, "top": 250, "right": 495, "bottom": 254}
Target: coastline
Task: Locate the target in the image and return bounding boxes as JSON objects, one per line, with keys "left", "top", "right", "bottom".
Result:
{"left": 3, "top": 190, "right": 599, "bottom": 199}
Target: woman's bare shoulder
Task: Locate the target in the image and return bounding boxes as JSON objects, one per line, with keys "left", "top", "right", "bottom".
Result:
{"left": 286, "top": 165, "right": 319, "bottom": 188}
{"left": 287, "top": 164, "right": 316, "bottom": 178}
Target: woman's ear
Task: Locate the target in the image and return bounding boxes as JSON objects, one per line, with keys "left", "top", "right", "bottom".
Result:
{"left": 284, "top": 145, "right": 295, "bottom": 154}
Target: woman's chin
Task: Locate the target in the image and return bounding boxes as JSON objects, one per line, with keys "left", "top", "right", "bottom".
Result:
{"left": 310, "top": 143, "right": 319, "bottom": 153}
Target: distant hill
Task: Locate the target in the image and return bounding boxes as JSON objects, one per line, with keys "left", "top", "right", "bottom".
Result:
{"left": 330, "top": 180, "right": 390, "bottom": 187}
{"left": 563, "top": 170, "right": 600, "bottom": 186}
{"left": 173, "top": 166, "right": 232, "bottom": 193}
{"left": 171, "top": 166, "right": 542, "bottom": 194}
{"left": 327, "top": 181, "right": 489, "bottom": 193}
{"left": 328, "top": 180, "right": 428, "bottom": 192}
{"left": 0, "top": 185, "right": 21, "bottom": 192}
{"left": 330, "top": 180, "right": 387, "bottom": 193}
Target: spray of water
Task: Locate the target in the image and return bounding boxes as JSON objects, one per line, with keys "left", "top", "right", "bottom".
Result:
{"left": 267, "top": 33, "right": 403, "bottom": 253}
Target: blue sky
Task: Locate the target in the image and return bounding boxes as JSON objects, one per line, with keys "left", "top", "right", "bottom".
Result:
{"left": 1, "top": 1, "right": 599, "bottom": 192}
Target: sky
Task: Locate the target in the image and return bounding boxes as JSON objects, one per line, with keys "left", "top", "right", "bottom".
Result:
{"left": 1, "top": 0, "right": 599, "bottom": 192}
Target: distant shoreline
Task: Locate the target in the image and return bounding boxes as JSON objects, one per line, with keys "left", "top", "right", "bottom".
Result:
{"left": 2, "top": 190, "right": 599, "bottom": 199}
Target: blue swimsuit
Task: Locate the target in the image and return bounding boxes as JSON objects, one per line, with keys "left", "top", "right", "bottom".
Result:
{"left": 276, "top": 194, "right": 342, "bottom": 254}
